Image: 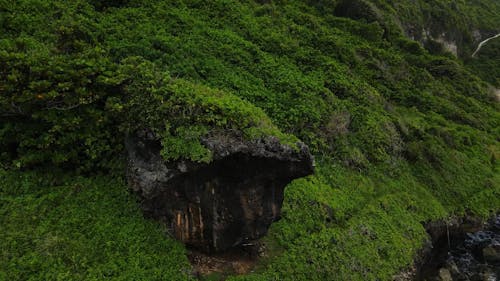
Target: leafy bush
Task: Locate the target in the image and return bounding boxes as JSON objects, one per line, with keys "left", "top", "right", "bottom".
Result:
{"left": 0, "top": 0, "right": 499, "bottom": 280}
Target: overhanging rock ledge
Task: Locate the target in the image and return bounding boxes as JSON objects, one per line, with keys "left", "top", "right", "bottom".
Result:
{"left": 126, "top": 129, "right": 314, "bottom": 253}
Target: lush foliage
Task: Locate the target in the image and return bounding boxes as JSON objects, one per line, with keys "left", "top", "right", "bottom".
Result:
{"left": 0, "top": 170, "right": 192, "bottom": 280}
{"left": 466, "top": 37, "right": 500, "bottom": 87}
{"left": 0, "top": 0, "right": 499, "bottom": 280}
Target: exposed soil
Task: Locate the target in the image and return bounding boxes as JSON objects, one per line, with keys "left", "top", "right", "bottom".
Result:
{"left": 189, "top": 243, "right": 264, "bottom": 279}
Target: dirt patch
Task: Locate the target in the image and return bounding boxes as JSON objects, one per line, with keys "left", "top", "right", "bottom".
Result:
{"left": 189, "top": 244, "right": 264, "bottom": 279}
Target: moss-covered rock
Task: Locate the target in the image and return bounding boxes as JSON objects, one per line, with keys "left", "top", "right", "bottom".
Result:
{"left": 126, "top": 129, "right": 313, "bottom": 252}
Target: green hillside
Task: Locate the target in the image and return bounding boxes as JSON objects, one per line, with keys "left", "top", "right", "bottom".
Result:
{"left": 1, "top": 0, "right": 499, "bottom": 280}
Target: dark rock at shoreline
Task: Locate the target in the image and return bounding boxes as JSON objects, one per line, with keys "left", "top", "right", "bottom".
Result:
{"left": 417, "top": 215, "right": 500, "bottom": 281}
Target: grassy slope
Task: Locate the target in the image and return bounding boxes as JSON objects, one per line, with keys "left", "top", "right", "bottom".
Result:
{"left": 1, "top": 0, "right": 499, "bottom": 280}
{"left": 0, "top": 171, "right": 192, "bottom": 280}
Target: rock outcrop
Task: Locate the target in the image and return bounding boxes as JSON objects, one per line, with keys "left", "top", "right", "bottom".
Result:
{"left": 415, "top": 215, "right": 500, "bottom": 281}
{"left": 126, "top": 129, "right": 314, "bottom": 253}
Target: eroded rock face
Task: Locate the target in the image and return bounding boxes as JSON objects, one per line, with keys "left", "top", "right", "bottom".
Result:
{"left": 126, "top": 130, "right": 314, "bottom": 253}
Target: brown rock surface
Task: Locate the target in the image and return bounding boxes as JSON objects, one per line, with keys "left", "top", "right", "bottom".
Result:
{"left": 126, "top": 129, "right": 314, "bottom": 253}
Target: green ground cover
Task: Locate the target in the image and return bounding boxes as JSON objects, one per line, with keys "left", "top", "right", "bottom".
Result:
{"left": 1, "top": 0, "right": 499, "bottom": 280}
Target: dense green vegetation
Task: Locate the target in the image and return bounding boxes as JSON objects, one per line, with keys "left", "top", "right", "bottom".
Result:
{"left": 0, "top": 170, "right": 192, "bottom": 280}
{"left": 466, "top": 37, "right": 500, "bottom": 87}
{"left": 1, "top": 0, "right": 499, "bottom": 280}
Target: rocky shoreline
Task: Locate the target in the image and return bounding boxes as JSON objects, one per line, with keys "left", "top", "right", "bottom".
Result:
{"left": 395, "top": 214, "right": 500, "bottom": 281}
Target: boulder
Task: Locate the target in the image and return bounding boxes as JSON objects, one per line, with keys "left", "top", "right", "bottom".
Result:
{"left": 438, "top": 268, "right": 453, "bottom": 281}
{"left": 482, "top": 245, "right": 500, "bottom": 264}
{"left": 126, "top": 129, "right": 314, "bottom": 253}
